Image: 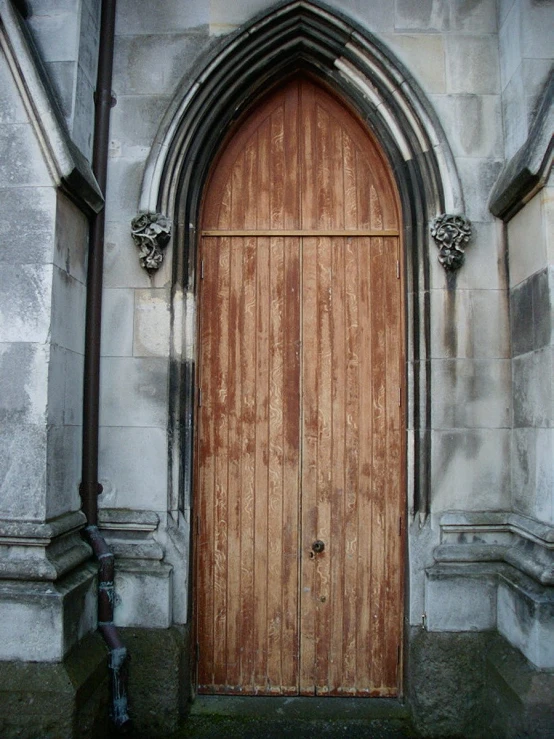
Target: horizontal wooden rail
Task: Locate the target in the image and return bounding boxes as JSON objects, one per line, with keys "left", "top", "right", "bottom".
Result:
{"left": 201, "top": 229, "right": 400, "bottom": 237}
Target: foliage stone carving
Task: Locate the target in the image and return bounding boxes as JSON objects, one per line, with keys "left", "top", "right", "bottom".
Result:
{"left": 131, "top": 212, "right": 172, "bottom": 272}
{"left": 430, "top": 214, "right": 472, "bottom": 271}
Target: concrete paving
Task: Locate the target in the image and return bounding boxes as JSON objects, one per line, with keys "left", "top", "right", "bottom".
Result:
{"left": 168, "top": 697, "right": 419, "bottom": 738}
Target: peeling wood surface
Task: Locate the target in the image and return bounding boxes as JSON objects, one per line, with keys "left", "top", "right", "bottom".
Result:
{"left": 195, "top": 78, "right": 405, "bottom": 697}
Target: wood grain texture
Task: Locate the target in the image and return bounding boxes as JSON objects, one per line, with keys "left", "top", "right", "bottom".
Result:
{"left": 196, "top": 77, "right": 405, "bottom": 697}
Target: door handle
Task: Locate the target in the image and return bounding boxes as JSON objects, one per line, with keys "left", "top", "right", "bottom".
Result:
{"left": 311, "top": 540, "right": 325, "bottom": 554}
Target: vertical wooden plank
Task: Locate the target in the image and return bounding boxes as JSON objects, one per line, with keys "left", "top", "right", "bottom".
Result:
{"left": 342, "top": 236, "right": 360, "bottom": 693}
{"left": 328, "top": 236, "right": 346, "bottom": 694}
{"left": 314, "top": 236, "right": 332, "bottom": 694}
{"left": 299, "top": 234, "right": 317, "bottom": 694}
{"left": 368, "top": 236, "right": 387, "bottom": 694}
{"left": 281, "top": 236, "right": 301, "bottom": 692}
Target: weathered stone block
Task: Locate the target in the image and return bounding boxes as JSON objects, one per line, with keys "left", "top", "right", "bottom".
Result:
{"left": 382, "top": 33, "right": 446, "bottom": 93}
{"left": 110, "top": 95, "right": 172, "bottom": 150}
{"left": 0, "top": 342, "right": 49, "bottom": 425}
{"left": 456, "top": 157, "right": 504, "bottom": 222}
{"left": 63, "top": 348, "right": 85, "bottom": 426}
{"left": 429, "top": 288, "right": 510, "bottom": 359}
{"left": 520, "top": 0, "right": 554, "bottom": 61}
{"left": 0, "top": 423, "right": 47, "bottom": 520}
{"left": 497, "top": 573, "right": 554, "bottom": 670}
{"left": 119, "top": 625, "right": 191, "bottom": 737}
{"left": 511, "top": 275, "right": 535, "bottom": 356}
{"left": 51, "top": 264, "right": 87, "bottom": 353}
{"left": 54, "top": 192, "right": 88, "bottom": 284}
{"left": 394, "top": 0, "right": 449, "bottom": 31}
{"left": 115, "top": 561, "right": 173, "bottom": 628}
{"left": 71, "top": 63, "right": 95, "bottom": 160}
{"left": 99, "top": 356, "right": 169, "bottom": 427}
{"left": 499, "top": 0, "right": 521, "bottom": 89}
{"left": 425, "top": 564, "right": 498, "bottom": 631}
{"left": 104, "top": 220, "right": 161, "bottom": 289}
{"left": 46, "top": 424, "right": 82, "bottom": 519}
{"left": 429, "top": 93, "right": 503, "bottom": 159}
{"left": 114, "top": 32, "right": 209, "bottom": 96}
{"left": 431, "top": 428, "right": 511, "bottom": 511}
{"left": 0, "top": 563, "right": 97, "bottom": 661}
{"left": 446, "top": 35, "right": 500, "bottom": 95}
{"left": 98, "top": 425, "right": 168, "bottom": 510}
{"left": 0, "top": 125, "right": 52, "bottom": 187}
{"left": 0, "top": 263, "right": 53, "bottom": 343}
{"left": 133, "top": 288, "right": 171, "bottom": 357}
{"left": 532, "top": 266, "right": 552, "bottom": 350}
{"left": 101, "top": 288, "right": 135, "bottom": 356}
{"left": 512, "top": 428, "right": 554, "bottom": 524}
{"left": 0, "top": 631, "right": 109, "bottom": 739}
{"left": 0, "top": 51, "right": 29, "bottom": 123}
{"left": 44, "top": 60, "right": 77, "bottom": 121}
{"left": 513, "top": 347, "right": 552, "bottom": 428}
{"left": 408, "top": 628, "right": 492, "bottom": 737}
{"left": 428, "top": 220, "right": 506, "bottom": 292}
{"left": 104, "top": 156, "right": 150, "bottom": 224}
{"left": 115, "top": 0, "right": 209, "bottom": 35}
{"left": 27, "top": 8, "right": 79, "bottom": 62}
{"left": 508, "top": 191, "right": 547, "bottom": 288}
{"left": 484, "top": 632, "right": 554, "bottom": 739}
{"left": 0, "top": 186, "right": 57, "bottom": 265}
{"left": 431, "top": 358, "right": 511, "bottom": 429}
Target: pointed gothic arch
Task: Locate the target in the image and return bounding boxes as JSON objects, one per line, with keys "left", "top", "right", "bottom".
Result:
{"left": 140, "top": 0, "right": 465, "bottom": 522}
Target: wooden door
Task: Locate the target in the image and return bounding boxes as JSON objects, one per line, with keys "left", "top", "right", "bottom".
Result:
{"left": 195, "top": 78, "right": 405, "bottom": 697}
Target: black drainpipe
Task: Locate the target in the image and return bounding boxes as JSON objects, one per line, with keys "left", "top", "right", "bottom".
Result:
{"left": 79, "top": 0, "right": 131, "bottom": 731}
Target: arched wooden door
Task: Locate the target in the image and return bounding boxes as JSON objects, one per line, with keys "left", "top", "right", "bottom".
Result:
{"left": 194, "top": 77, "right": 405, "bottom": 697}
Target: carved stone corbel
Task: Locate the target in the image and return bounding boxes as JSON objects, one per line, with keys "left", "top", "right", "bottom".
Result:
{"left": 430, "top": 213, "right": 472, "bottom": 271}
{"left": 131, "top": 212, "right": 172, "bottom": 272}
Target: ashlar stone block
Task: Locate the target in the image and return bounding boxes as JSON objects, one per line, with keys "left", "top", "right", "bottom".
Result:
{"left": 425, "top": 564, "right": 498, "bottom": 631}
{"left": 0, "top": 563, "right": 97, "bottom": 662}
{"left": 512, "top": 347, "right": 553, "bottom": 428}
{"left": 508, "top": 191, "right": 548, "bottom": 288}
{"left": 99, "top": 356, "right": 168, "bottom": 428}
{"left": 382, "top": 33, "right": 446, "bottom": 93}
{"left": 429, "top": 94, "right": 503, "bottom": 159}
{"left": 115, "top": 0, "right": 209, "bottom": 35}
{"left": 0, "top": 423, "right": 47, "bottom": 520}
{"left": 114, "top": 561, "right": 173, "bottom": 628}
{"left": 512, "top": 428, "right": 554, "bottom": 524}
{"left": 98, "top": 426, "right": 168, "bottom": 511}
{"left": 0, "top": 125, "right": 52, "bottom": 187}
{"left": 0, "top": 264, "right": 53, "bottom": 344}
{"left": 101, "top": 288, "right": 135, "bottom": 357}
{"left": 446, "top": 35, "right": 500, "bottom": 95}
{"left": 0, "top": 186, "right": 57, "bottom": 266}
{"left": 133, "top": 288, "right": 171, "bottom": 358}
{"left": 429, "top": 288, "right": 510, "bottom": 359}
{"left": 497, "top": 575, "right": 554, "bottom": 670}
{"left": 431, "top": 358, "right": 511, "bottom": 429}
{"left": 499, "top": 0, "right": 521, "bottom": 90}
{"left": 0, "top": 342, "right": 49, "bottom": 426}
{"left": 430, "top": 428, "right": 511, "bottom": 512}
{"left": 456, "top": 157, "right": 504, "bottom": 222}
{"left": 114, "top": 32, "right": 209, "bottom": 96}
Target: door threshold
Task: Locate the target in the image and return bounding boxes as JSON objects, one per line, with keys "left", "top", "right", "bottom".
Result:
{"left": 190, "top": 695, "right": 409, "bottom": 721}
